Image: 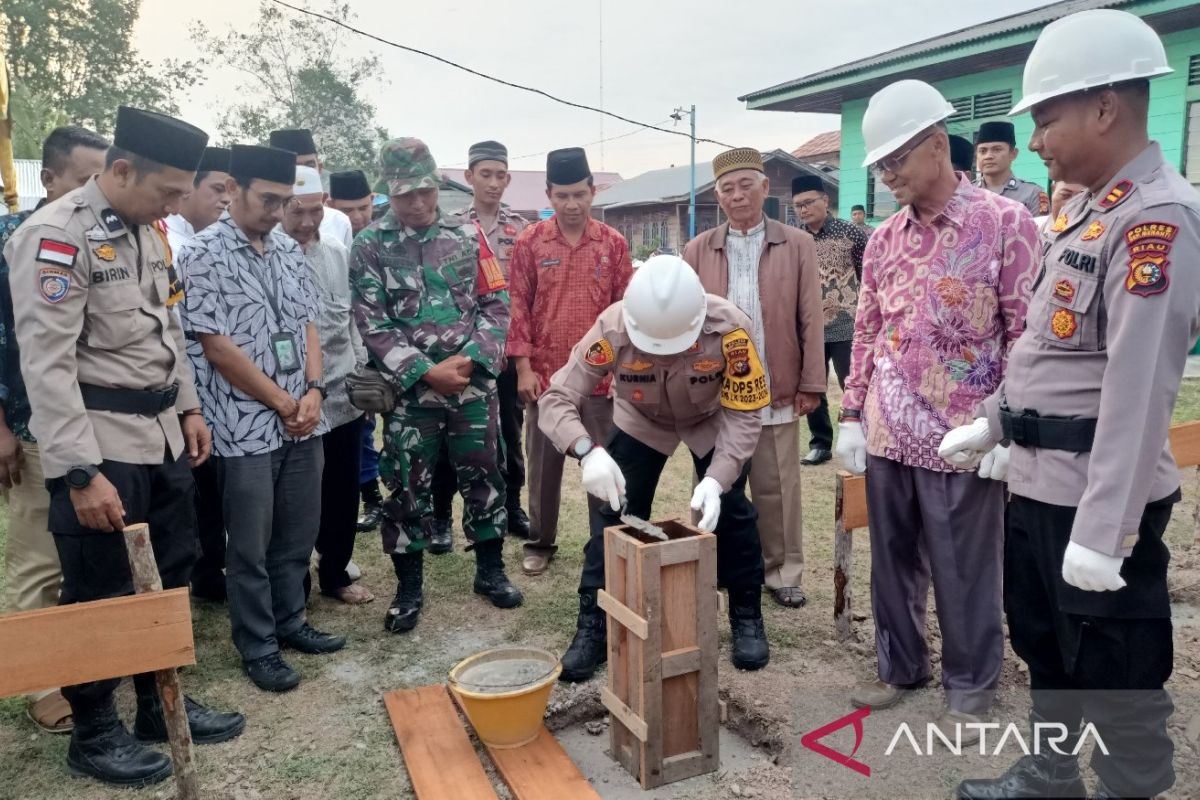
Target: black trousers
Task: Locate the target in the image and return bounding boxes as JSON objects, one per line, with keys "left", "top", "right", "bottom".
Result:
{"left": 1006, "top": 491, "right": 1178, "bottom": 797}
{"left": 806, "top": 339, "right": 853, "bottom": 450}
{"left": 578, "top": 428, "right": 764, "bottom": 593}
{"left": 433, "top": 360, "right": 525, "bottom": 518}
{"left": 317, "top": 416, "right": 365, "bottom": 592}
{"left": 191, "top": 457, "right": 226, "bottom": 590}
{"left": 48, "top": 453, "right": 198, "bottom": 714}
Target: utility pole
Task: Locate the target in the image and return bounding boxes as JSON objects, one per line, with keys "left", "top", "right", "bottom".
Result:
{"left": 671, "top": 105, "right": 697, "bottom": 241}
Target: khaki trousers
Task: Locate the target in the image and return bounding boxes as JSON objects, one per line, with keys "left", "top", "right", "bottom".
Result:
{"left": 3, "top": 442, "right": 61, "bottom": 703}
{"left": 749, "top": 420, "right": 805, "bottom": 590}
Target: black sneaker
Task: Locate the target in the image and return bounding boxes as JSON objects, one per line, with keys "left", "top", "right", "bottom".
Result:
{"left": 280, "top": 623, "right": 346, "bottom": 655}
{"left": 244, "top": 652, "right": 301, "bottom": 693}
{"left": 135, "top": 696, "right": 245, "bottom": 745}
{"left": 429, "top": 518, "right": 453, "bottom": 555}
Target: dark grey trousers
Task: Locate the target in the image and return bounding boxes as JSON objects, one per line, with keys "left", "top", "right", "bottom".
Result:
{"left": 219, "top": 438, "right": 324, "bottom": 661}
{"left": 865, "top": 454, "right": 1005, "bottom": 715}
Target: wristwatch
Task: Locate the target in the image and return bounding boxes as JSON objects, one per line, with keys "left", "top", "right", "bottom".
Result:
{"left": 570, "top": 436, "right": 596, "bottom": 460}
{"left": 837, "top": 408, "right": 862, "bottom": 423}
{"left": 306, "top": 379, "right": 327, "bottom": 400}
{"left": 66, "top": 464, "right": 100, "bottom": 489}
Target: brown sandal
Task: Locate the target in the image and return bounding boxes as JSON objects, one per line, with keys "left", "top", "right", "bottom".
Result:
{"left": 330, "top": 583, "right": 375, "bottom": 605}
{"left": 27, "top": 690, "right": 73, "bottom": 734}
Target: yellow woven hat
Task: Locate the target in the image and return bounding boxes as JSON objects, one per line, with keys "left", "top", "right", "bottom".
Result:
{"left": 712, "top": 148, "right": 764, "bottom": 181}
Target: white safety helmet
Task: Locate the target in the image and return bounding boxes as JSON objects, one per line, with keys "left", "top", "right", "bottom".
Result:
{"left": 622, "top": 255, "right": 707, "bottom": 355}
{"left": 1010, "top": 9, "right": 1172, "bottom": 115}
{"left": 860, "top": 80, "right": 955, "bottom": 167}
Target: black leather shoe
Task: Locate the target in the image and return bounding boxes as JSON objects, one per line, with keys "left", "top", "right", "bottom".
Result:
{"left": 356, "top": 503, "right": 383, "bottom": 533}
{"left": 281, "top": 623, "right": 346, "bottom": 655}
{"left": 429, "top": 518, "right": 453, "bottom": 555}
{"left": 68, "top": 706, "right": 172, "bottom": 787}
{"left": 473, "top": 539, "right": 523, "bottom": 608}
{"left": 190, "top": 575, "right": 226, "bottom": 603}
{"left": 560, "top": 591, "right": 607, "bottom": 682}
{"left": 1089, "top": 777, "right": 1145, "bottom": 799}
{"left": 800, "top": 448, "right": 833, "bottom": 466}
{"left": 728, "top": 587, "right": 770, "bottom": 670}
{"left": 956, "top": 753, "right": 1086, "bottom": 799}
{"left": 135, "top": 695, "right": 245, "bottom": 745}
{"left": 385, "top": 552, "right": 423, "bottom": 633}
{"left": 243, "top": 652, "right": 301, "bottom": 693}
{"left": 506, "top": 506, "right": 531, "bottom": 539}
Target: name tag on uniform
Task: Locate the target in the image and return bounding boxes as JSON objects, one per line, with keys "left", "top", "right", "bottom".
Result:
{"left": 271, "top": 332, "right": 301, "bottom": 374}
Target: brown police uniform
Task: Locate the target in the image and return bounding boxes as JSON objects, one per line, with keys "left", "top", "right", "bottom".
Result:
{"left": 979, "top": 142, "right": 1200, "bottom": 795}
{"left": 538, "top": 294, "right": 767, "bottom": 591}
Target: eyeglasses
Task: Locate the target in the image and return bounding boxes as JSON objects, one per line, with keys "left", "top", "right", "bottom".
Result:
{"left": 794, "top": 198, "right": 824, "bottom": 211}
{"left": 251, "top": 189, "right": 288, "bottom": 212}
{"left": 870, "top": 129, "right": 935, "bottom": 178}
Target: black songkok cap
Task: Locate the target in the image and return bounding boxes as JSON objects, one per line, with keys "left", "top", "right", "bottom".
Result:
{"left": 329, "top": 170, "right": 372, "bottom": 201}
{"left": 113, "top": 106, "right": 208, "bottom": 172}
{"left": 546, "top": 147, "right": 591, "bottom": 186}
{"left": 229, "top": 145, "right": 296, "bottom": 185}
{"left": 269, "top": 128, "right": 317, "bottom": 156}
{"left": 975, "top": 121, "right": 1016, "bottom": 147}
{"left": 791, "top": 174, "right": 825, "bottom": 196}
{"left": 949, "top": 134, "right": 975, "bottom": 172}
{"left": 468, "top": 140, "right": 508, "bottom": 168}
{"left": 197, "top": 146, "right": 231, "bottom": 175}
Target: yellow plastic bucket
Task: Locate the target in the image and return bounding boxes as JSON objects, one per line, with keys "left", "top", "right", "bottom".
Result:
{"left": 448, "top": 646, "right": 561, "bottom": 749}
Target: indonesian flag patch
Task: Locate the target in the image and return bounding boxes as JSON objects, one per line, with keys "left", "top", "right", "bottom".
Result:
{"left": 36, "top": 238, "right": 78, "bottom": 268}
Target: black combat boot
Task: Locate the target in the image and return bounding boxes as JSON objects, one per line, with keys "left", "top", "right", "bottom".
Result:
{"left": 473, "top": 538, "right": 524, "bottom": 608}
{"left": 1089, "top": 777, "right": 1146, "bottom": 799}
{"left": 385, "top": 551, "right": 424, "bottom": 633}
{"left": 67, "top": 702, "right": 172, "bottom": 787}
{"left": 357, "top": 480, "right": 384, "bottom": 533}
{"left": 560, "top": 590, "right": 607, "bottom": 682}
{"left": 728, "top": 587, "right": 770, "bottom": 670}
{"left": 506, "top": 497, "right": 531, "bottom": 539}
{"left": 134, "top": 684, "right": 246, "bottom": 745}
{"left": 429, "top": 518, "right": 453, "bottom": 555}
{"left": 956, "top": 713, "right": 1086, "bottom": 799}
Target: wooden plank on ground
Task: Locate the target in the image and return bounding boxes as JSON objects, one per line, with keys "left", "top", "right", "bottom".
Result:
{"left": 1171, "top": 421, "right": 1200, "bottom": 469}
{"left": 484, "top": 727, "right": 602, "bottom": 800}
{"left": 383, "top": 686, "right": 498, "bottom": 800}
{"left": 0, "top": 588, "right": 194, "bottom": 698}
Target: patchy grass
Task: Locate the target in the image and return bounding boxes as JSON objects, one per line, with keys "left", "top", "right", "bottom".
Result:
{"left": 0, "top": 378, "right": 1197, "bottom": 799}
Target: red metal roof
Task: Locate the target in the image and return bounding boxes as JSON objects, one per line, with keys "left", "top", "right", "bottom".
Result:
{"left": 791, "top": 131, "right": 841, "bottom": 159}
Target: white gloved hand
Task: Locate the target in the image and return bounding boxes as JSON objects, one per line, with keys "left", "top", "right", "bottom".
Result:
{"left": 1062, "top": 541, "right": 1127, "bottom": 592}
{"left": 835, "top": 422, "right": 867, "bottom": 475}
{"left": 938, "top": 418, "right": 997, "bottom": 469}
{"left": 580, "top": 447, "right": 626, "bottom": 512}
{"left": 689, "top": 477, "right": 723, "bottom": 532}
{"left": 977, "top": 445, "right": 1010, "bottom": 482}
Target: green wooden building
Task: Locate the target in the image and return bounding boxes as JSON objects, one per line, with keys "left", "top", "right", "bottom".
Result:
{"left": 741, "top": 0, "right": 1200, "bottom": 221}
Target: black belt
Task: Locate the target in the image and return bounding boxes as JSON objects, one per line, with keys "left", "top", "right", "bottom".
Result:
{"left": 80, "top": 382, "right": 180, "bottom": 415}
{"left": 1000, "top": 406, "right": 1097, "bottom": 453}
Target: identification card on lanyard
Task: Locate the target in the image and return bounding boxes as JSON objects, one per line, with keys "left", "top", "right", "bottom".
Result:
{"left": 256, "top": 262, "right": 302, "bottom": 375}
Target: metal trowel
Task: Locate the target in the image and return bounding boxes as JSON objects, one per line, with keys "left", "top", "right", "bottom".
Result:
{"left": 619, "top": 499, "right": 668, "bottom": 541}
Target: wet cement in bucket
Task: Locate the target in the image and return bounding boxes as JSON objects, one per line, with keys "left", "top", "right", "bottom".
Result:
{"left": 456, "top": 658, "right": 555, "bottom": 692}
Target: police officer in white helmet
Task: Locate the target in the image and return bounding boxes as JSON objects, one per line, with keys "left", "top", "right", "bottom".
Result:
{"left": 943, "top": 9, "right": 1200, "bottom": 798}
{"left": 537, "top": 256, "right": 770, "bottom": 681}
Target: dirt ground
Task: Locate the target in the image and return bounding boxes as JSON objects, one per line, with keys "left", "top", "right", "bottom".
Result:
{"left": 2, "top": 382, "right": 1200, "bottom": 799}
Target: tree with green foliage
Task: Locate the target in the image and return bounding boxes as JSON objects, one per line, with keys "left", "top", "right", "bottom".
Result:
{"left": 1, "top": 0, "right": 200, "bottom": 158}
{"left": 192, "top": 1, "right": 388, "bottom": 173}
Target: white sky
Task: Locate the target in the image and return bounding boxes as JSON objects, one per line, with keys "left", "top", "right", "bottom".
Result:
{"left": 134, "top": 0, "right": 1054, "bottom": 177}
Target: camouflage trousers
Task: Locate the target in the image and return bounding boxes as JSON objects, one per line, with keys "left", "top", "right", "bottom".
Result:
{"left": 379, "top": 393, "right": 506, "bottom": 554}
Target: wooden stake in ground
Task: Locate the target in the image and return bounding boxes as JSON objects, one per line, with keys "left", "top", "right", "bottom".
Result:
{"left": 123, "top": 523, "right": 200, "bottom": 800}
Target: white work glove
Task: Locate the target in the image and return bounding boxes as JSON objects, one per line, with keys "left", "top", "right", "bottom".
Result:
{"left": 1062, "top": 541, "right": 1127, "bottom": 592}
{"left": 580, "top": 447, "right": 626, "bottom": 512}
{"left": 835, "top": 422, "right": 867, "bottom": 475}
{"left": 977, "top": 445, "right": 1010, "bottom": 482}
{"left": 689, "top": 477, "right": 723, "bottom": 532}
{"left": 938, "top": 418, "right": 996, "bottom": 469}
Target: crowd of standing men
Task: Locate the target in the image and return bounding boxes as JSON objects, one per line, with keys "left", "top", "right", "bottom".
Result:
{"left": 0, "top": 7, "right": 1198, "bottom": 798}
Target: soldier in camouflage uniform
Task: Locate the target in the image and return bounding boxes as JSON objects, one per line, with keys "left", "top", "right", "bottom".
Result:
{"left": 350, "top": 138, "right": 523, "bottom": 634}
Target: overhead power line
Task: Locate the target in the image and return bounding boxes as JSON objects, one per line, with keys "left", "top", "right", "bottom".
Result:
{"left": 267, "top": 0, "right": 736, "bottom": 150}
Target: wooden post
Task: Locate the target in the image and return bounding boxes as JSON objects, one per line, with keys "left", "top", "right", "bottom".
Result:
{"left": 123, "top": 524, "right": 200, "bottom": 800}
{"left": 834, "top": 473, "right": 854, "bottom": 643}
{"left": 599, "top": 518, "right": 718, "bottom": 789}
{"left": 1193, "top": 467, "right": 1200, "bottom": 549}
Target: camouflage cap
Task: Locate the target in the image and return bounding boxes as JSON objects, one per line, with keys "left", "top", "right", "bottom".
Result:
{"left": 376, "top": 137, "right": 439, "bottom": 196}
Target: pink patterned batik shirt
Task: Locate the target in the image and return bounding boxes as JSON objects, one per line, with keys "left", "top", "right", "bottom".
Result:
{"left": 842, "top": 175, "right": 1040, "bottom": 471}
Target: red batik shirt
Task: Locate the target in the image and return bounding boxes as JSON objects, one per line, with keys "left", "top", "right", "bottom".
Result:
{"left": 506, "top": 217, "right": 633, "bottom": 396}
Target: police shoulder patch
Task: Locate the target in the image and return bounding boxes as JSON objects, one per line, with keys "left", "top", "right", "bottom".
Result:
{"left": 584, "top": 338, "right": 615, "bottom": 367}
{"left": 1123, "top": 220, "right": 1176, "bottom": 297}
{"left": 38, "top": 267, "right": 71, "bottom": 304}
{"left": 719, "top": 328, "right": 769, "bottom": 411}
{"left": 1099, "top": 179, "right": 1133, "bottom": 210}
